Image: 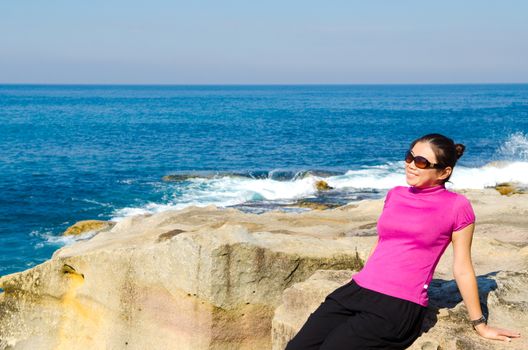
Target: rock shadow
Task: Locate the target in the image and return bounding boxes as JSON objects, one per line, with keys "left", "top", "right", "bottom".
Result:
{"left": 419, "top": 271, "right": 499, "bottom": 334}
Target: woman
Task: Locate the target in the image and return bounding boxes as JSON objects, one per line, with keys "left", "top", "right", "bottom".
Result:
{"left": 286, "top": 133, "right": 521, "bottom": 349}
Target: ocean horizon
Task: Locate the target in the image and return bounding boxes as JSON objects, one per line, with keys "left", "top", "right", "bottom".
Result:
{"left": 1, "top": 83, "right": 527, "bottom": 276}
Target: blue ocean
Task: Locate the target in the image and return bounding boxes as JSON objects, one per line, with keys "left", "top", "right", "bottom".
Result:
{"left": 1, "top": 84, "right": 527, "bottom": 276}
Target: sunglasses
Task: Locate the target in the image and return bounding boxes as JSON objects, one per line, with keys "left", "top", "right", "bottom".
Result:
{"left": 405, "top": 150, "right": 445, "bottom": 169}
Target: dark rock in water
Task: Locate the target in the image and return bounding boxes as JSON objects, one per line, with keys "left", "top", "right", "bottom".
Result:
{"left": 251, "top": 169, "right": 342, "bottom": 181}
{"left": 162, "top": 172, "right": 248, "bottom": 181}
{"left": 162, "top": 170, "right": 294, "bottom": 182}
{"left": 162, "top": 169, "right": 344, "bottom": 182}
{"left": 264, "top": 170, "right": 298, "bottom": 181}
{"left": 251, "top": 170, "right": 341, "bottom": 181}
{"left": 227, "top": 185, "right": 372, "bottom": 214}
{"left": 494, "top": 182, "right": 527, "bottom": 196}
{"left": 163, "top": 174, "right": 201, "bottom": 181}
{"left": 315, "top": 180, "right": 334, "bottom": 191}
{"left": 311, "top": 170, "right": 343, "bottom": 177}
{"left": 294, "top": 170, "right": 343, "bottom": 179}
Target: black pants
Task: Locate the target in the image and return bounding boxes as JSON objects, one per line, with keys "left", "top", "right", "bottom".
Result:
{"left": 285, "top": 279, "right": 427, "bottom": 350}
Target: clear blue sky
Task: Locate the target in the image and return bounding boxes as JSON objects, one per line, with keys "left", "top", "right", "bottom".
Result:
{"left": 1, "top": 0, "right": 527, "bottom": 84}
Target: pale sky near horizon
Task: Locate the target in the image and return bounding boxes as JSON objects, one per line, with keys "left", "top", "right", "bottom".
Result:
{"left": 1, "top": 0, "right": 527, "bottom": 84}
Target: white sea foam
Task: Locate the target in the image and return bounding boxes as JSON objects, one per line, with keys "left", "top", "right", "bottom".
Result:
{"left": 117, "top": 179, "right": 136, "bottom": 184}
{"left": 79, "top": 198, "right": 114, "bottom": 208}
{"left": 329, "top": 162, "right": 404, "bottom": 190}
{"left": 109, "top": 158, "right": 527, "bottom": 221}
{"left": 449, "top": 161, "right": 528, "bottom": 189}
{"left": 36, "top": 132, "right": 528, "bottom": 250}
{"left": 496, "top": 131, "right": 528, "bottom": 161}
{"left": 109, "top": 132, "right": 528, "bottom": 220}
{"left": 110, "top": 175, "right": 320, "bottom": 221}
{"left": 331, "top": 161, "right": 528, "bottom": 190}
{"left": 33, "top": 229, "right": 99, "bottom": 249}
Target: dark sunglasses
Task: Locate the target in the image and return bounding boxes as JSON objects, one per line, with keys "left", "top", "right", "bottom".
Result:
{"left": 405, "top": 150, "right": 445, "bottom": 169}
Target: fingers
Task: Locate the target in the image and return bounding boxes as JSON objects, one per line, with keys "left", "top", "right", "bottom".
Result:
{"left": 494, "top": 327, "right": 522, "bottom": 338}
{"left": 500, "top": 330, "right": 522, "bottom": 338}
{"left": 486, "top": 327, "right": 521, "bottom": 342}
{"left": 495, "top": 333, "right": 521, "bottom": 342}
{"left": 487, "top": 331, "right": 512, "bottom": 342}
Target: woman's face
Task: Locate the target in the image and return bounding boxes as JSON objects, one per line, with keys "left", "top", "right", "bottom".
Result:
{"left": 405, "top": 141, "right": 451, "bottom": 188}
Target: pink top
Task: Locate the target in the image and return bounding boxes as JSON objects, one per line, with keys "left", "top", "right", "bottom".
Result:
{"left": 352, "top": 184, "right": 476, "bottom": 307}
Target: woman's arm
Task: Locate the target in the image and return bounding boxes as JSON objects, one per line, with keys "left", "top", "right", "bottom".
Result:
{"left": 452, "top": 223, "right": 521, "bottom": 343}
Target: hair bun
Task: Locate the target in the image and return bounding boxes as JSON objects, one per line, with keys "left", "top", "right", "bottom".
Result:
{"left": 454, "top": 144, "right": 465, "bottom": 160}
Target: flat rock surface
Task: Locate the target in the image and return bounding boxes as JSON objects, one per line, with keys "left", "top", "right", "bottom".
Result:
{"left": 1, "top": 188, "right": 526, "bottom": 349}
{"left": 273, "top": 269, "right": 528, "bottom": 350}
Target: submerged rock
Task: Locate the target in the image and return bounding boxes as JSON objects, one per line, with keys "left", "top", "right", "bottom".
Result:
{"left": 162, "top": 173, "right": 247, "bottom": 181}
{"left": 296, "top": 170, "right": 342, "bottom": 179}
{"left": 162, "top": 174, "right": 202, "bottom": 181}
{"left": 162, "top": 170, "right": 343, "bottom": 183}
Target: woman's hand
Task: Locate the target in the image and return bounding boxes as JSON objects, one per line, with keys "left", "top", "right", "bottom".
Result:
{"left": 474, "top": 323, "right": 521, "bottom": 343}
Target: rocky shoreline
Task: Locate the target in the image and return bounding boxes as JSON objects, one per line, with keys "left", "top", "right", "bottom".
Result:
{"left": 1, "top": 188, "right": 527, "bottom": 349}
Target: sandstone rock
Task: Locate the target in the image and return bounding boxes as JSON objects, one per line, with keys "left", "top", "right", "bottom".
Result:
{"left": 62, "top": 220, "right": 115, "bottom": 236}
{"left": 156, "top": 228, "right": 186, "bottom": 242}
{"left": 410, "top": 270, "right": 528, "bottom": 350}
{"left": 1, "top": 188, "right": 527, "bottom": 349}
{"left": 272, "top": 269, "right": 528, "bottom": 350}
{"left": 418, "top": 341, "right": 440, "bottom": 350}
{"left": 293, "top": 200, "right": 340, "bottom": 210}
{"left": 0, "top": 211, "right": 365, "bottom": 350}
{"left": 271, "top": 270, "right": 353, "bottom": 350}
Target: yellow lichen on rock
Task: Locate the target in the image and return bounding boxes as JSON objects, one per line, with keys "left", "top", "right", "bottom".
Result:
{"left": 62, "top": 220, "right": 114, "bottom": 236}
{"left": 55, "top": 264, "right": 102, "bottom": 350}
{"left": 315, "top": 180, "right": 333, "bottom": 191}
{"left": 495, "top": 182, "right": 527, "bottom": 196}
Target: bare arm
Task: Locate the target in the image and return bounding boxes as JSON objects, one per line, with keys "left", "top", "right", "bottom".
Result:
{"left": 452, "top": 223, "right": 521, "bottom": 342}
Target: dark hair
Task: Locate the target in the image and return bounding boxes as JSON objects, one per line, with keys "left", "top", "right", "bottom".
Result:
{"left": 409, "top": 133, "right": 466, "bottom": 184}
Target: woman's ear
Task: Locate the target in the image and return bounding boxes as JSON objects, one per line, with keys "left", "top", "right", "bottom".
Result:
{"left": 439, "top": 167, "right": 452, "bottom": 180}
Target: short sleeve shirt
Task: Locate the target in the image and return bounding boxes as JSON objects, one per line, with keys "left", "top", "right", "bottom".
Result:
{"left": 352, "top": 184, "right": 476, "bottom": 306}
